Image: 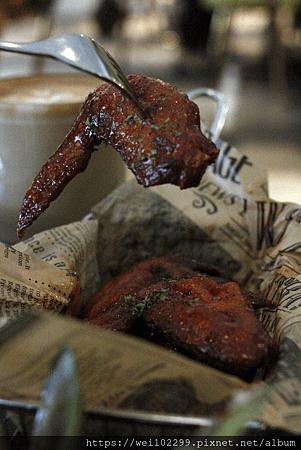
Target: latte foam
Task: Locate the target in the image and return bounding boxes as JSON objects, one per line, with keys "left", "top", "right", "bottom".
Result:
{"left": 0, "top": 74, "right": 100, "bottom": 105}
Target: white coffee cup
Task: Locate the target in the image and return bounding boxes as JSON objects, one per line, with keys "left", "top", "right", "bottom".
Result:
{"left": 0, "top": 73, "right": 126, "bottom": 244}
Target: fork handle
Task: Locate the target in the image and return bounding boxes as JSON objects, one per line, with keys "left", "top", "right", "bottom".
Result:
{"left": 0, "top": 39, "right": 50, "bottom": 57}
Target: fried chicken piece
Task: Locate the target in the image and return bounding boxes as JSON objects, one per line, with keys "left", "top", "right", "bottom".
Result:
{"left": 83, "top": 255, "right": 274, "bottom": 323}
{"left": 17, "top": 75, "right": 219, "bottom": 239}
{"left": 82, "top": 255, "right": 275, "bottom": 379}
{"left": 138, "top": 277, "right": 273, "bottom": 379}
{"left": 82, "top": 255, "right": 200, "bottom": 329}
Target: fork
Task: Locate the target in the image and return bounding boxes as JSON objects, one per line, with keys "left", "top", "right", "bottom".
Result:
{"left": 0, "top": 33, "right": 143, "bottom": 117}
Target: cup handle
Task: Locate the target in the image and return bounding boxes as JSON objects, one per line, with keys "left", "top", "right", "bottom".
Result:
{"left": 188, "top": 88, "right": 228, "bottom": 142}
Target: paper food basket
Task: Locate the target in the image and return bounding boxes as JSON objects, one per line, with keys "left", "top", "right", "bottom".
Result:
{"left": 0, "top": 88, "right": 300, "bottom": 439}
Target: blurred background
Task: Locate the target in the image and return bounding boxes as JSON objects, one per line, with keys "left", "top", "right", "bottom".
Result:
{"left": 0, "top": 0, "right": 301, "bottom": 203}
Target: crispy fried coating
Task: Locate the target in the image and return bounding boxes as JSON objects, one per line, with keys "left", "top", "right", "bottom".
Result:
{"left": 82, "top": 255, "right": 275, "bottom": 379}
{"left": 82, "top": 255, "right": 199, "bottom": 328}
{"left": 83, "top": 255, "right": 274, "bottom": 322}
{"left": 139, "top": 277, "right": 273, "bottom": 379}
{"left": 17, "top": 75, "right": 219, "bottom": 239}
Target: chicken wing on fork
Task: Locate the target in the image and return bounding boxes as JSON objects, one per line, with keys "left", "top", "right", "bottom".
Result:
{"left": 17, "top": 75, "right": 219, "bottom": 239}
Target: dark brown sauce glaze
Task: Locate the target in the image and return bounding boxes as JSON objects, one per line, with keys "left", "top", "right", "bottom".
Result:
{"left": 82, "top": 255, "right": 276, "bottom": 381}
{"left": 17, "top": 75, "right": 219, "bottom": 239}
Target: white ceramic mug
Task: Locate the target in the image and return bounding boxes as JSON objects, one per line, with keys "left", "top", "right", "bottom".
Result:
{"left": 0, "top": 73, "right": 126, "bottom": 244}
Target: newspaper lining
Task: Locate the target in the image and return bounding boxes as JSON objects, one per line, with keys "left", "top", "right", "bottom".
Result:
{"left": 0, "top": 138, "right": 300, "bottom": 433}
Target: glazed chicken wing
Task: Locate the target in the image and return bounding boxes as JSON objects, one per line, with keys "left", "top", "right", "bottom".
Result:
{"left": 81, "top": 255, "right": 201, "bottom": 329}
{"left": 17, "top": 75, "right": 219, "bottom": 239}
{"left": 83, "top": 255, "right": 274, "bottom": 323}
{"left": 83, "top": 256, "right": 275, "bottom": 380}
{"left": 139, "top": 277, "right": 273, "bottom": 379}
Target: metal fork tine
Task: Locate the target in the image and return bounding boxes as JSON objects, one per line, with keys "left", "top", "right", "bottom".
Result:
{"left": 0, "top": 33, "right": 144, "bottom": 118}
{"left": 30, "top": 346, "right": 81, "bottom": 447}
